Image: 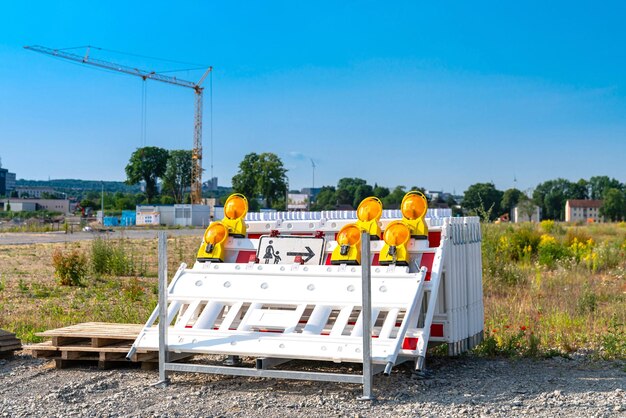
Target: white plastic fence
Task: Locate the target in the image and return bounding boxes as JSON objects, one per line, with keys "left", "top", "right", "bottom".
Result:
{"left": 130, "top": 216, "right": 483, "bottom": 397}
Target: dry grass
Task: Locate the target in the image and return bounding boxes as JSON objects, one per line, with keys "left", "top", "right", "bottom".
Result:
{"left": 1, "top": 225, "right": 624, "bottom": 359}
{"left": 479, "top": 223, "right": 625, "bottom": 358}
{"left": 0, "top": 235, "right": 200, "bottom": 342}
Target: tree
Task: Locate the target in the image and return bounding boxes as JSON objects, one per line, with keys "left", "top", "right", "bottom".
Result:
{"left": 231, "top": 153, "right": 259, "bottom": 200}
{"left": 79, "top": 199, "right": 97, "bottom": 209}
{"left": 382, "top": 186, "right": 407, "bottom": 209}
{"left": 600, "top": 188, "right": 626, "bottom": 221}
{"left": 162, "top": 150, "right": 192, "bottom": 204}
{"left": 231, "top": 152, "right": 287, "bottom": 209}
{"left": 463, "top": 183, "right": 503, "bottom": 221}
{"left": 501, "top": 188, "right": 523, "bottom": 215}
{"left": 588, "top": 176, "right": 623, "bottom": 200}
{"left": 517, "top": 195, "right": 538, "bottom": 221}
{"left": 125, "top": 147, "right": 169, "bottom": 203}
{"left": 335, "top": 178, "right": 368, "bottom": 208}
{"left": 533, "top": 178, "right": 589, "bottom": 220}
{"left": 373, "top": 184, "right": 390, "bottom": 199}
{"left": 310, "top": 186, "right": 336, "bottom": 210}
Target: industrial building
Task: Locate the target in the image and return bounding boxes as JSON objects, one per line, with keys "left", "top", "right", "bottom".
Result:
{"left": 136, "top": 204, "right": 211, "bottom": 227}
{"left": 0, "top": 198, "right": 70, "bottom": 213}
{"left": 0, "top": 168, "right": 16, "bottom": 197}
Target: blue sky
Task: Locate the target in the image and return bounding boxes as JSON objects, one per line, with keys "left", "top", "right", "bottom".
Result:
{"left": 1, "top": 1, "right": 625, "bottom": 194}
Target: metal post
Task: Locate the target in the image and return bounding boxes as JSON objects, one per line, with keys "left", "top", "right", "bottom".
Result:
{"left": 359, "top": 232, "right": 374, "bottom": 400}
{"left": 156, "top": 231, "right": 170, "bottom": 385}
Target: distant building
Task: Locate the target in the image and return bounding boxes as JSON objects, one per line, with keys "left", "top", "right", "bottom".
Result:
{"left": 0, "top": 168, "right": 16, "bottom": 197}
{"left": 0, "top": 198, "right": 70, "bottom": 213}
{"left": 301, "top": 187, "right": 322, "bottom": 201}
{"left": 287, "top": 193, "right": 309, "bottom": 210}
{"left": 565, "top": 200, "right": 604, "bottom": 223}
{"left": 14, "top": 186, "right": 61, "bottom": 198}
{"left": 512, "top": 204, "right": 541, "bottom": 223}
{"left": 205, "top": 177, "right": 218, "bottom": 191}
{"left": 136, "top": 204, "right": 211, "bottom": 227}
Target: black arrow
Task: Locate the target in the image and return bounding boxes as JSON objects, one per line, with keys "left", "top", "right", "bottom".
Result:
{"left": 287, "top": 246, "right": 315, "bottom": 263}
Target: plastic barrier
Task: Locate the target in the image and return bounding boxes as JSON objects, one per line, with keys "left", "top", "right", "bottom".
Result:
{"left": 129, "top": 212, "right": 483, "bottom": 398}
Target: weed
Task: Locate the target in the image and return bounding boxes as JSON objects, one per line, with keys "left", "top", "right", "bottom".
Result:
{"left": 18, "top": 278, "right": 29, "bottom": 294}
{"left": 91, "top": 238, "right": 136, "bottom": 276}
{"left": 51, "top": 248, "right": 88, "bottom": 286}
{"left": 601, "top": 315, "right": 626, "bottom": 359}
{"left": 576, "top": 285, "right": 598, "bottom": 314}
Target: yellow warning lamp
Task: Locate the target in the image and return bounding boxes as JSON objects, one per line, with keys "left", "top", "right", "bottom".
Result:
{"left": 331, "top": 223, "right": 362, "bottom": 265}
{"left": 379, "top": 221, "right": 411, "bottom": 265}
{"left": 222, "top": 193, "right": 248, "bottom": 237}
{"left": 401, "top": 191, "right": 428, "bottom": 240}
{"left": 356, "top": 196, "right": 383, "bottom": 239}
{"left": 197, "top": 221, "right": 229, "bottom": 262}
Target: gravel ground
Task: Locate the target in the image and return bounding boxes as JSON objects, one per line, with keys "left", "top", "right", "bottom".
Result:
{"left": 0, "top": 353, "right": 623, "bottom": 417}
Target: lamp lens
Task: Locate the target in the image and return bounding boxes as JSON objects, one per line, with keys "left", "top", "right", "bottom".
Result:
{"left": 383, "top": 221, "right": 410, "bottom": 246}
{"left": 337, "top": 224, "right": 361, "bottom": 246}
{"left": 401, "top": 193, "right": 427, "bottom": 220}
{"left": 357, "top": 197, "right": 383, "bottom": 222}
{"left": 205, "top": 222, "right": 227, "bottom": 245}
{"left": 224, "top": 194, "right": 248, "bottom": 219}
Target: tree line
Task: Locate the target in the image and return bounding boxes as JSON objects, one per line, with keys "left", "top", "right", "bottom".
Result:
{"left": 462, "top": 177, "right": 626, "bottom": 222}
{"left": 230, "top": 153, "right": 625, "bottom": 222}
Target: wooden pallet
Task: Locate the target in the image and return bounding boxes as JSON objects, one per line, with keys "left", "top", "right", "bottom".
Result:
{"left": 0, "top": 329, "right": 22, "bottom": 356}
{"left": 24, "top": 322, "right": 190, "bottom": 369}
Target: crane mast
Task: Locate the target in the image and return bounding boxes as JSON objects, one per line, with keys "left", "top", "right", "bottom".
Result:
{"left": 24, "top": 45, "right": 212, "bottom": 204}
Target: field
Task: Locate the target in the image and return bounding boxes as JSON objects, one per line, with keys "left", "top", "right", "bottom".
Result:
{"left": 0, "top": 223, "right": 624, "bottom": 359}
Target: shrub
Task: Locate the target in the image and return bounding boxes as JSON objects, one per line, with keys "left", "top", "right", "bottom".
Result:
{"left": 52, "top": 248, "right": 88, "bottom": 286}
{"left": 538, "top": 234, "right": 570, "bottom": 268}
{"left": 566, "top": 228, "right": 591, "bottom": 246}
{"left": 509, "top": 224, "right": 541, "bottom": 261}
{"left": 540, "top": 220, "right": 565, "bottom": 235}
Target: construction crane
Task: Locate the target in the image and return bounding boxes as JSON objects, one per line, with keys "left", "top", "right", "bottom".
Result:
{"left": 24, "top": 45, "right": 212, "bottom": 204}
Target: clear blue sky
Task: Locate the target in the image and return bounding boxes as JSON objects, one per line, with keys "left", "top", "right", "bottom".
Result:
{"left": 1, "top": 1, "right": 625, "bottom": 194}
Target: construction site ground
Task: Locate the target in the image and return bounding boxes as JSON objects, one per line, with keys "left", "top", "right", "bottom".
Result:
{"left": 0, "top": 228, "right": 203, "bottom": 246}
{"left": 0, "top": 352, "right": 623, "bottom": 417}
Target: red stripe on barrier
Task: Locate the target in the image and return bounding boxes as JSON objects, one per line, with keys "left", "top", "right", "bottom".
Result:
{"left": 428, "top": 231, "right": 441, "bottom": 248}
{"left": 248, "top": 233, "right": 262, "bottom": 239}
{"left": 402, "top": 337, "right": 418, "bottom": 350}
{"left": 420, "top": 252, "right": 434, "bottom": 281}
{"left": 431, "top": 323, "right": 444, "bottom": 337}
{"left": 372, "top": 253, "right": 380, "bottom": 266}
{"left": 235, "top": 250, "right": 257, "bottom": 263}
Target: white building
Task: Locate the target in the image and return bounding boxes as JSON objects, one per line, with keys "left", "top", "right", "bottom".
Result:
{"left": 565, "top": 200, "right": 603, "bottom": 223}
{"left": 136, "top": 204, "right": 211, "bottom": 227}
{"left": 512, "top": 204, "right": 541, "bottom": 222}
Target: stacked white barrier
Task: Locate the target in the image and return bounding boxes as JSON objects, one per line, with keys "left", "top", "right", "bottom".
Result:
{"left": 130, "top": 213, "right": 483, "bottom": 394}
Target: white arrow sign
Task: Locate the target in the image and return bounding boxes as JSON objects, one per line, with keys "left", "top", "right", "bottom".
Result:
{"left": 257, "top": 235, "right": 326, "bottom": 265}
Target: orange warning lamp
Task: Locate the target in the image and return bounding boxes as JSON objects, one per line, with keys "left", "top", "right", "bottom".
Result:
{"left": 197, "top": 221, "right": 229, "bottom": 262}
{"left": 331, "top": 223, "right": 362, "bottom": 265}
{"left": 356, "top": 196, "right": 383, "bottom": 239}
{"left": 222, "top": 193, "right": 248, "bottom": 237}
{"left": 401, "top": 191, "right": 428, "bottom": 239}
{"left": 379, "top": 221, "right": 411, "bottom": 265}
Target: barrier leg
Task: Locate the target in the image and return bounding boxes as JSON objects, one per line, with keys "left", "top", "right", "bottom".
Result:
{"left": 156, "top": 231, "right": 170, "bottom": 386}
{"left": 358, "top": 232, "right": 374, "bottom": 401}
